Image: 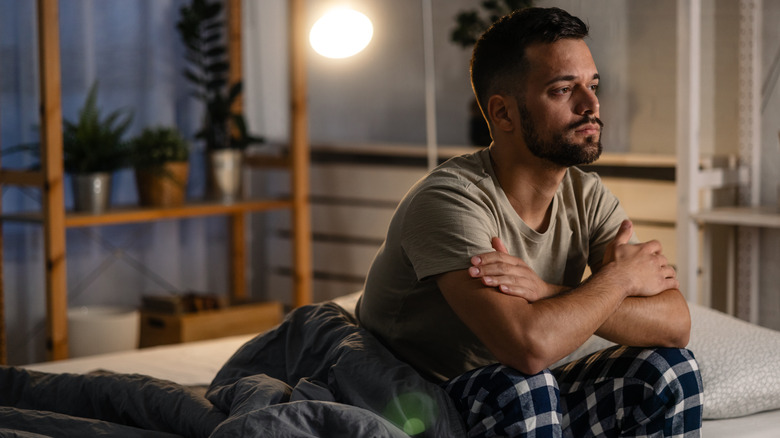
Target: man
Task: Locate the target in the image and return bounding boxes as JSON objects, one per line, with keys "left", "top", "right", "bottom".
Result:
{"left": 357, "top": 7, "right": 703, "bottom": 437}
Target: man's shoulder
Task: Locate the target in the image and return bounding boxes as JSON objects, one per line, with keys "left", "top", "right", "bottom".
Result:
{"left": 412, "top": 148, "right": 493, "bottom": 195}
{"left": 402, "top": 149, "right": 500, "bottom": 216}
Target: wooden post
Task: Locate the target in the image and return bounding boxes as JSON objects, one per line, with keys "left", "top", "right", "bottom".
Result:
{"left": 38, "top": 0, "right": 69, "bottom": 360}
{"left": 229, "top": 212, "right": 246, "bottom": 302}
{"left": 226, "top": 0, "right": 245, "bottom": 302}
{"left": 289, "top": 0, "right": 312, "bottom": 307}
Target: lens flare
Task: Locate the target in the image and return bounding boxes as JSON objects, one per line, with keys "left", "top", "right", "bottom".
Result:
{"left": 383, "top": 392, "right": 436, "bottom": 435}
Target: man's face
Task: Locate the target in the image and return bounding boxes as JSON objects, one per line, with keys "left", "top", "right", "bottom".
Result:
{"left": 515, "top": 39, "right": 603, "bottom": 167}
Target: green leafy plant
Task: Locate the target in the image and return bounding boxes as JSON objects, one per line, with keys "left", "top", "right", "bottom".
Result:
{"left": 450, "top": 0, "right": 534, "bottom": 48}
{"left": 129, "top": 126, "right": 189, "bottom": 169}
{"left": 63, "top": 81, "right": 133, "bottom": 173}
{"left": 176, "top": 0, "right": 262, "bottom": 151}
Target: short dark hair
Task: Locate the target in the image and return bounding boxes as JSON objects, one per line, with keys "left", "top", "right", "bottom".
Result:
{"left": 470, "top": 7, "right": 589, "bottom": 116}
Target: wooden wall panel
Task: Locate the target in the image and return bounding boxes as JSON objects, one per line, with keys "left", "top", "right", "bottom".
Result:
{"left": 263, "top": 152, "right": 679, "bottom": 305}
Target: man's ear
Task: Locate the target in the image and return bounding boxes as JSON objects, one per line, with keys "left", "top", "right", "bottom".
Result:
{"left": 486, "top": 95, "right": 515, "bottom": 132}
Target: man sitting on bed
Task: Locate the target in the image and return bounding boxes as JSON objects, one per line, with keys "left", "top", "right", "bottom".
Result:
{"left": 356, "top": 6, "right": 703, "bottom": 437}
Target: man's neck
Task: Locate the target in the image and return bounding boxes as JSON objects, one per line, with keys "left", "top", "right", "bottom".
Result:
{"left": 488, "top": 144, "right": 567, "bottom": 233}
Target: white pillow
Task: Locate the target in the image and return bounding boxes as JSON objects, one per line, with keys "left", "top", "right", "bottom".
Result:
{"left": 553, "top": 303, "right": 780, "bottom": 419}
{"left": 687, "top": 304, "right": 780, "bottom": 419}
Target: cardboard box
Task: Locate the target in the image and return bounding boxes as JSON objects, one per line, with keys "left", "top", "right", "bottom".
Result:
{"left": 139, "top": 301, "right": 283, "bottom": 348}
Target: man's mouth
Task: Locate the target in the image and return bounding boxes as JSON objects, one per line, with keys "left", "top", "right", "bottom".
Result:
{"left": 570, "top": 117, "right": 603, "bottom": 137}
{"left": 575, "top": 124, "right": 601, "bottom": 136}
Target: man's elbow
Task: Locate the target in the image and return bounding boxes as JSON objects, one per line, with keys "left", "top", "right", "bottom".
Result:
{"left": 494, "top": 338, "right": 557, "bottom": 376}
{"left": 660, "top": 304, "right": 692, "bottom": 348}
{"left": 670, "top": 314, "right": 691, "bottom": 348}
{"left": 656, "top": 331, "right": 690, "bottom": 349}
{"left": 496, "top": 354, "right": 549, "bottom": 376}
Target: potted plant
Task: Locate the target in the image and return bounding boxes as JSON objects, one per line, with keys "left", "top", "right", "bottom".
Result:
{"left": 129, "top": 126, "right": 190, "bottom": 207}
{"left": 64, "top": 81, "right": 133, "bottom": 213}
{"left": 450, "top": 0, "right": 533, "bottom": 147}
{"left": 176, "top": 0, "right": 263, "bottom": 201}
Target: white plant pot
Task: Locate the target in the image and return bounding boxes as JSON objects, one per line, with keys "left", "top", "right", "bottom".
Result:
{"left": 67, "top": 306, "right": 139, "bottom": 358}
{"left": 209, "top": 149, "right": 244, "bottom": 202}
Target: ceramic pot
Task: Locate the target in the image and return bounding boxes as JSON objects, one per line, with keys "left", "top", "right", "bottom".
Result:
{"left": 135, "top": 162, "right": 189, "bottom": 207}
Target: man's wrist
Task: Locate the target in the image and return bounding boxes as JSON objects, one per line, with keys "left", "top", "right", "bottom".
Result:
{"left": 587, "top": 263, "right": 632, "bottom": 299}
{"left": 547, "top": 283, "right": 570, "bottom": 298}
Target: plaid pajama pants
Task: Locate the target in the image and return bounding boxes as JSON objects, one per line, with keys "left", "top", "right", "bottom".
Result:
{"left": 443, "top": 346, "right": 703, "bottom": 437}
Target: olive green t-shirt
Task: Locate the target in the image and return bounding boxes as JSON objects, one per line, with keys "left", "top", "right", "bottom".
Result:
{"left": 356, "top": 147, "right": 632, "bottom": 382}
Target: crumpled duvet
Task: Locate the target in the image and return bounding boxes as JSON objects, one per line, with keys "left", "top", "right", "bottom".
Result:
{"left": 0, "top": 302, "right": 466, "bottom": 437}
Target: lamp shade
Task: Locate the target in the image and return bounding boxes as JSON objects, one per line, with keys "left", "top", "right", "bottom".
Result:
{"left": 310, "top": 8, "right": 373, "bottom": 59}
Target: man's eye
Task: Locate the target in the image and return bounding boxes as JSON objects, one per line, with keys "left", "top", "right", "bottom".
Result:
{"left": 590, "top": 84, "right": 600, "bottom": 92}
{"left": 553, "top": 87, "right": 570, "bottom": 95}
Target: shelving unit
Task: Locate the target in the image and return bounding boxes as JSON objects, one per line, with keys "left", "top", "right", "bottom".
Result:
{"left": 0, "top": 0, "right": 312, "bottom": 363}
{"left": 676, "top": 0, "right": 776, "bottom": 323}
{"left": 693, "top": 207, "right": 780, "bottom": 229}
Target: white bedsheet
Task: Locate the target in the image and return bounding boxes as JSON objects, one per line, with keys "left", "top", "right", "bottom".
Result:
{"left": 25, "top": 334, "right": 254, "bottom": 386}
{"left": 702, "top": 409, "right": 780, "bottom": 437}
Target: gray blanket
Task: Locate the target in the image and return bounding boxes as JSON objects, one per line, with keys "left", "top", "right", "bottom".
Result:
{"left": 0, "top": 302, "right": 466, "bottom": 437}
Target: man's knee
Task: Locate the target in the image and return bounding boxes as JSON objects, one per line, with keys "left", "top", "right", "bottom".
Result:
{"left": 557, "top": 347, "right": 703, "bottom": 436}
{"left": 638, "top": 347, "right": 702, "bottom": 389}
{"left": 477, "top": 365, "right": 561, "bottom": 415}
{"left": 446, "top": 364, "right": 562, "bottom": 436}
{"left": 446, "top": 363, "right": 560, "bottom": 403}
{"left": 641, "top": 347, "right": 703, "bottom": 404}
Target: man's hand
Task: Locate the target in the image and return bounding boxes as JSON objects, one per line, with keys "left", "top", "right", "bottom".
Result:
{"left": 602, "top": 220, "right": 679, "bottom": 297}
{"left": 468, "top": 237, "right": 564, "bottom": 302}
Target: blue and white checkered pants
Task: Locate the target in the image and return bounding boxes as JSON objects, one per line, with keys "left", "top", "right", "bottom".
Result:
{"left": 444, "top": 346, "right": 703, "bottom": 437}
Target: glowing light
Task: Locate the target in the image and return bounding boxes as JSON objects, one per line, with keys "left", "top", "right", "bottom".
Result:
{"left": 402, "top": 418, "right": 426, "bottom": 435}
{"left": 310, "top": 8, "right": 373, "bottom": 59}
{"left": 383, "top": 392, "right": 434, "bottom": 435}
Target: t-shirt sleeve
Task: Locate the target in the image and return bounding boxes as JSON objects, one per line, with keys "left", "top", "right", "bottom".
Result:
{"left": 400, "top": 185, "right": 496, "bottom": 281}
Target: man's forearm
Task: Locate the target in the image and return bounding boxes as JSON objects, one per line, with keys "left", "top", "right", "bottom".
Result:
{"left": 594, "top": 288, "right": 691, "bottom": 348}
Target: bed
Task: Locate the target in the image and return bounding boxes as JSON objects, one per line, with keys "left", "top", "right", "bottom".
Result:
{"left": 9, "top": 292, "right": 780, "bottom": 437}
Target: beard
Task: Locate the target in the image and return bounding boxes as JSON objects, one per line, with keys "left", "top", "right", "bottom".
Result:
{"left": 518, "top": 104, "right": 603, "bottom": 167}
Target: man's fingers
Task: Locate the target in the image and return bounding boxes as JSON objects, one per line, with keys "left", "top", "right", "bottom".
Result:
{"left": 613, "top": 219, "right": 633, "bottom": 246}
{"left": 491, "top": 236, "right": 509, "bottom": 254}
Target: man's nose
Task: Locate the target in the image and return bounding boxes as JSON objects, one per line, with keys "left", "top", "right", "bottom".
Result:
{"left": 574, "top": 88, "right": 599, "bottom": 116}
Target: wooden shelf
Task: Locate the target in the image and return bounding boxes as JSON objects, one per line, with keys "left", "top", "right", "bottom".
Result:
{"left": 693, "top": 206, "right": 780, "bottom": 229}
{"left": 1, "top": 199, "right": 294, "bottom": 227}
{"left": 243, "top": 153, "right": 291, "bottom": 168}
{"left": 65, "top": 199, "right": 292, "bottom": 227}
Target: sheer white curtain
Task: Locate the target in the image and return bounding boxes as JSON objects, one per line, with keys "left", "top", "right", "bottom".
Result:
{"left": 0, "top": 0, "right": 227, "bottom": 365}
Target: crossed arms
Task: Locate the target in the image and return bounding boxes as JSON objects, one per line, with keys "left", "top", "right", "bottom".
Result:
{"left": 435, "top": 219, "right": 691, "bottom": 375}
